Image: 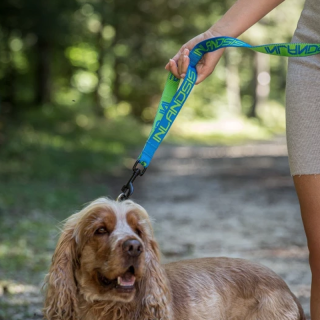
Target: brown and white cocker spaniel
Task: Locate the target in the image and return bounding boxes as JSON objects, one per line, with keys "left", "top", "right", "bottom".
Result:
{"left": 44, "top": 198, "right": 305, "bottom": 320}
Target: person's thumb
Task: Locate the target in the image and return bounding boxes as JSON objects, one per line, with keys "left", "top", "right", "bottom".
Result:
{"left": 195, "top": 49, "right": 225, "bottom": 84}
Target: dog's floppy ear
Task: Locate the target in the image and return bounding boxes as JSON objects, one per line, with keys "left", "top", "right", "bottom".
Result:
{"left": 43, "top": 220, "right": 78, "bottom": 320}
{"left": 139, "top": 227, "right": 172, "bottom": 319}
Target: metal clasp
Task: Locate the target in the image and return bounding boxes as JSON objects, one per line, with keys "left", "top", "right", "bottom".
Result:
{"left": 117, "top": 161, "right": 147, "bottom": 202}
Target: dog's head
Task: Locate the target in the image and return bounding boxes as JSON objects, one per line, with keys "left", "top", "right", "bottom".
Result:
{"left": 74, "top": 199, "right": 154, "bottom": 302}
{"left": 43, "top": 198, "right": 165, "bottom": 319}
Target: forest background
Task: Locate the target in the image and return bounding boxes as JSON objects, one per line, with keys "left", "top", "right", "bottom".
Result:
{"left": 0, "top": 0, "right": 305, "bottom": 318}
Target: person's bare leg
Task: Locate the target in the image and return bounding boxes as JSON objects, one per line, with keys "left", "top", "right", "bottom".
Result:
{"left": 294, "top": 175, "right": 320, "bottom": 319}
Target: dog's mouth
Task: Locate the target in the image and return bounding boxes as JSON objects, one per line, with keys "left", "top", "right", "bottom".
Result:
{"left": 98, "top": 266, "right": 136, "bottom": 293}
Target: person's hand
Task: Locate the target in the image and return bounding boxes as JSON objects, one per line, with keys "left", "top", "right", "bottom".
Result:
{"left": 165, "top": 29, "right": 226, "bottom": 84}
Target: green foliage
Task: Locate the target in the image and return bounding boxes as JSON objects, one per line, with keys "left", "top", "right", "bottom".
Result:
{"left": 0, "top": 0, "right": 304, "bottom": 119}
{"left": 1, "top": 108, "right": 146, "bottom": 180}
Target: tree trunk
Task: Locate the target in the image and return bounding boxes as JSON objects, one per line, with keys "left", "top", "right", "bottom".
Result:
{"left": 1, "top": 63, "right": 15, "bottom": 116}
{"left": 93, "top": 37, "right": 106, "bottom": 117}
{"left": 35, "top": 38, "right": 51, "bottom": 105}
{"left": 225, "top": 48, "right": 241, "bottom": 115}
{"left": 1, "top": 33, "right": 16, "bottom": 117}
{"left": 93, "top": 2, "right": 106, "bottom": 118}
{"left": 248, "top": 52, "right": 270, "bottom": 118}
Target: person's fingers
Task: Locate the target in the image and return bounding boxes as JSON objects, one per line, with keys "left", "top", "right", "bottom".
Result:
{"left": 171, "top": 44, "right": 186, "bottom": 64}
{"left": 195, "top": 67, "right": 213, "bottom": 84}
{"left": 195, "top": 49, "right": 225, "bottom": 84}
{"left": 166, "top": 31, "right": 225, "bottom": 81}
{"left": 178, "top": 49, "right": 190, "bottom": 78}
{"left": 168, "top": 35, "right": 204, "bottom": 70}
{"left": 177, "top": 50, "right": 184, "bottom": 76}
{"left": 180, "top": 55, "right": 190, "bottom": 78}
{"left": 195, "top": 60, "right": 215, "bottom": 84}
{"left": 168, "top": 59, "right": 180, "bottom": 78}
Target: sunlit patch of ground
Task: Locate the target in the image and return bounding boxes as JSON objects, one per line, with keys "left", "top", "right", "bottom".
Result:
{"left": 168, "top": 112, "right": 285, "bottom": 146}
{"left": 0, "top": 281, "right": 43, "bottom": 320}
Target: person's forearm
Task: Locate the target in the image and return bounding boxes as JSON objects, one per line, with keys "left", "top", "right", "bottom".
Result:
{"left": 211, "top": 0, "right": 285, "bottom": 37}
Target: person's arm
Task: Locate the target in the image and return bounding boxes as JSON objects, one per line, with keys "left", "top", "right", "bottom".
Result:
{"left": 165, "top": 0, "right": 285, "bottom": 84}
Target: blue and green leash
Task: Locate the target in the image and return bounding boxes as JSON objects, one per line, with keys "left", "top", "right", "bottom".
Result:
{"left": 117, "top": 36, "right": 320, "bottom": 201}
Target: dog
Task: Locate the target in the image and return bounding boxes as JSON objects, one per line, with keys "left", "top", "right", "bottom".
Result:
{"left": 43, "top": 198, "right": 305, "bottom": 320}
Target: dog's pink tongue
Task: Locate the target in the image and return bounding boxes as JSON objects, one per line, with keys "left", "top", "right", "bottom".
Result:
{"left": 118, "top": 272, "right": 135, "bottom": 287}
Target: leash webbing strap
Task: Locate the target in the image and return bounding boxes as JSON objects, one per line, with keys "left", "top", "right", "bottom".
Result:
{"left": 137, "top": 36, "right": 320, "bottom": 168}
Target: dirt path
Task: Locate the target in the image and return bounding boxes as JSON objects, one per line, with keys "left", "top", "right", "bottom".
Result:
{"left": 2, "top": 138, "right": 310, "bottom": 319}
{"left": 112, "top": 137, "right": 311, "bottom": 318}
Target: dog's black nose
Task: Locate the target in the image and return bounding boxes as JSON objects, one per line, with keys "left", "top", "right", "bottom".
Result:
{"left": 122, "top": 239, "right": 143, "bottom": 257}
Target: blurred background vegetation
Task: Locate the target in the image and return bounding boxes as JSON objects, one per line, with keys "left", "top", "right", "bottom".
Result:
{"left": 0, "top": 0, "right": 304, "bottom": 318}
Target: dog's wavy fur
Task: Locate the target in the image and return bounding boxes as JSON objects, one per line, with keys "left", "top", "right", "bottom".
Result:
{"left": 43, "top": 198, "right": 305, "bottom": 320}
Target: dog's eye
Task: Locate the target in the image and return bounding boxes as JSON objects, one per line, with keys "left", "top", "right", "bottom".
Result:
{"left": 95, "top": 227, "right": 108, "bottom": 235}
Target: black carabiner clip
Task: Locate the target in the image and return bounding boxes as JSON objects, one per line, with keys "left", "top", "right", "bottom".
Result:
{"left": 117, "top": 161, "right": 147, "bottom": 202}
